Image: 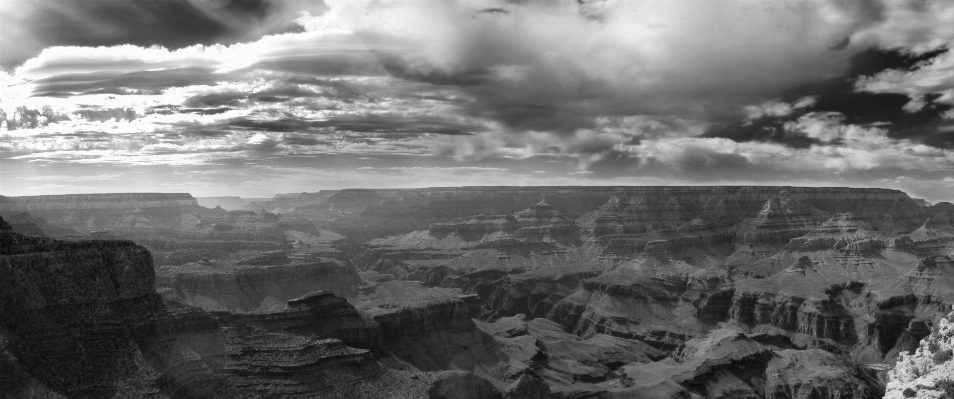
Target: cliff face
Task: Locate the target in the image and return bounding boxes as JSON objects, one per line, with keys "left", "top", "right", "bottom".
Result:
{"left": 323, "top": 186, "right": 927, "bottom": 241}
{"left": 0, "top": 231, "right": 523, "bottom": 398}
{"left": 885, "top": 311, "right": 954, "bottom": 399}
{"left": 0, "top": 212, "right": 48, "bottom": 237}
{"left": 157, "top": 259, "right": 362, "bottom": 312}
{"left": 0, "top": 232, "right": 175, "bottom": 397}
{"left": 321, "top": 186, "right": 953, "bottom": 398}
{"left": 0, "top": 193, "right": 204, "bottom": 238}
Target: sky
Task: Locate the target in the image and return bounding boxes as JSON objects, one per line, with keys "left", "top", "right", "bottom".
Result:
{"left": 1, "top": 0, "right": 953, "bottom": 202}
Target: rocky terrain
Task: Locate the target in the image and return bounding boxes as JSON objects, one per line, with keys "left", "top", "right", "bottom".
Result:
{"left": 0, "top": 218, "right": 546, "bottom": 399}
{"left": 156, "top": 251, "right": 361, "bottom": 312}
{"left": 2, "top": 186, "right": 954, "bottom": 398}
{"left": 885, "top": 310, "right": 954, "bottom": 398}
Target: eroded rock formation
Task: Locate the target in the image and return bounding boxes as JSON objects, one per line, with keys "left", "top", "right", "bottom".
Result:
{"left": 5, "top": 186, "right": 954, "bottom": 399}
{"left": 0, "top": 228, "right": 523, "bottom": 398}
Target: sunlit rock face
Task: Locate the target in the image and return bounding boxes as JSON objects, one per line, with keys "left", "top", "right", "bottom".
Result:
{"left": 885, "top": 312, "right": 954, "bottom": 399}
{"left": 786, "top": 212, "right": 885, "bottom": 252}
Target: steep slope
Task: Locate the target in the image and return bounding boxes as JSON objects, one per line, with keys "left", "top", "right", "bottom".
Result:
{"left": 0, "top": 226, "right": 530, "bottom": 399}
{"left": 0, "top": 193, "right": 203, "bottom": 236}
{"left": 885, "top": 311, "right": 954, "bottom": 399}
{"left": 156, "top": 256, "right": 362, "bottom": 312}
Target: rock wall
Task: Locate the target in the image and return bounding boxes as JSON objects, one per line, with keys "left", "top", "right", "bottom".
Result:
{"left": 156, "top": 259, "right": 362, "bottom": 312}
{"left": 0, "top": 230, "right": 515, "bottom": 398}
{"left": 885, "top": 311, "right": 954, "bottom": 398}
{"left": 324, "top": 186, "right": 927, "bottom": 241}
{"left": 0, "top": 193, "right": 205, "bottom": 237}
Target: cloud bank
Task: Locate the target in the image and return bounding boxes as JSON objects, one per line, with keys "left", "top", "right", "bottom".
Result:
{"left": 2, "top": 0, "right": 954, "bottom": 201}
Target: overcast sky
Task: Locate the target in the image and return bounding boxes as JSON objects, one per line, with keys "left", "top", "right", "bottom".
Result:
{"left": 1, "top": 0, "right": 953, "bottom": 202}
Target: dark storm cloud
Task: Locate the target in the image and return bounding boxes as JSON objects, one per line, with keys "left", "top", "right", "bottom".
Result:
{"left": 226, "top": 114, "right": 479, "bottom": 136}
{"left": 282, "top": 136, "right": 332, "bottom": 146}
{"left": 703, "top": 118, "right": 824, "bottom": 149}
{"left": 2, "top": 0, "right": 952, "bottom": 202}
{"left": 250, "top": 53, "right": 389, "bottom": 77}
{"left": 179, "top": 79, "right": 348, "bottom": 109}
{"left": 798, "top": 49, "right": 952, "bottom": 133}
{"left": 153, "top": 111, "right": 482, "bottom": 141}
{"left": 31, "top": 67, "right": 221, "bottom": 97}
{"left": 704, "top": 48, "right": 954, "bottom": 149}
{"left": 0, "top": 0, "right": 326, "bottom": 70}
{"left": 478, "top": 8, "right": 509, "bottom": 15}
{"left": 177, "top": 128, "right": 233, "bottom": 139}
{"left": 278, "top": 0, "right": 880, "bottom": 135}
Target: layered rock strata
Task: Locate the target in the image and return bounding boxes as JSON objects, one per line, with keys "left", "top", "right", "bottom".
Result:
{"left": 156, "top": 257, "right": 362, "bottom": 312}
{"left": 0, "top": 229, "right": 521, "bottom": 398}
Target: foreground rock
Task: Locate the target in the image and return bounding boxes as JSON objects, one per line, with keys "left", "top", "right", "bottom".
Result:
{"left": 885, "top": 312, "right": 954, "bottom": 399}
{"left": 0, "top": 227, "right": 531, "bottom": 398}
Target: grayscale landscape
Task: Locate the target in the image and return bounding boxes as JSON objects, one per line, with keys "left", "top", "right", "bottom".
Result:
{"left": 2, "top": 1, "right": 954, "bottom": 398}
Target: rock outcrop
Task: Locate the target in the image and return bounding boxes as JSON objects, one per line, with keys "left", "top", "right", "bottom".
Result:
{"left": 0, "top": 212, "right": 47, "bottom": 237}
{"left": 157, "top": 257, "right": 362, "bottom": 312}
{"left": 885, "top": 311, "right": 954, "bottom": 399}
{"left": 0, "top": 231, "right": 520, "bottom": 398}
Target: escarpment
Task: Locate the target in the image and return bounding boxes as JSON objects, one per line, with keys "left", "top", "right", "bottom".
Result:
{"left": 156, "top": 256, "right": 362, "bottom": 312}
{"left": 0, "top": 228, "right": 526, "bottom": 398}
{"left": 0, "top": 193, "right": 203, "bottom": 237}
{"left": 885, "top": 311, "right": 954, "bottom": 399}
{"left": 0, "top": 193, "right": 199, "bottom": 211}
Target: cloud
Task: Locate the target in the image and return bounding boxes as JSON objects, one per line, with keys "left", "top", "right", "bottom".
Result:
{"left": 703, "top": 48, "right": 954, "bottom": 151}
{"left": 744, "top": 97, "right": 816, "bottom": 120}
{"left": 296, "top": 0, "right": 878, "bottom": 131}
{"left": 3, "top": 0, "right": 865, "bottom": 132}
{"left": 10, "top": 1, "right": 952, "bottom": 136}
{"left": 856, "top": 49, "right": 954, "bottom": 109}
{"left": 851, "top": 1, "right": 954, "bottom": 54}
{"left": 2, "top": 0, "right": 954, "bottom": 202}
{"left": 0, "top": 0, "right": 327, "bottom": 69}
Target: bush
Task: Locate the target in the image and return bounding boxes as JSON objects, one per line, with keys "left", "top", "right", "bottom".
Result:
{"left": 902, "top": 387, "right": 916, "bottom": 398}
{"left": 928, "top": 340, "right": 941, "bottom": 353}
{"left": 937, "top": 380, "right": 954, "bottom": 398}
{"left": 932, "top": 348, "right": 953, "bottom": 364}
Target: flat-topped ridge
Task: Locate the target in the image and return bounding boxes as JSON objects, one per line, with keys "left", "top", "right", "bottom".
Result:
{"left": 0, "top": 193, "right": 198, "bottom": 211}
{"left": 357, "top": 185, "right": 915, "bottom": 196}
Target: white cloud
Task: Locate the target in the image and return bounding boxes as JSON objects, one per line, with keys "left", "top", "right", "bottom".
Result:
{"left": 744, "top": 97, "right": 817, "bottom": 120}
{"left": 856, "top": 49, "right": 954, "bottom": 109}
{"left": 851, "top": 1, "right": 954, "bottom": 54}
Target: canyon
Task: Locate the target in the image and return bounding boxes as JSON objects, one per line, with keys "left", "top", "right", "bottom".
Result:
{"left": 1, "top": 186, "right": 953, "bottom": 398}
